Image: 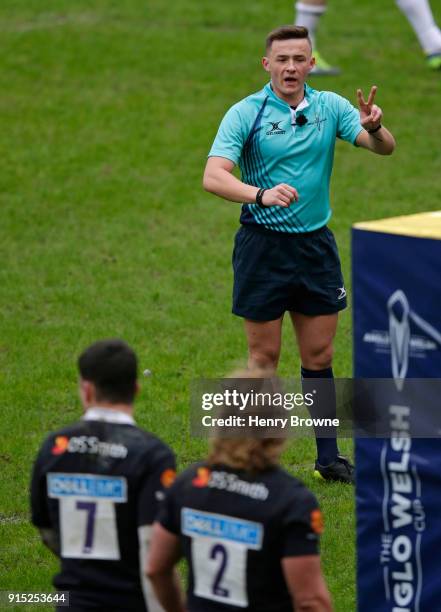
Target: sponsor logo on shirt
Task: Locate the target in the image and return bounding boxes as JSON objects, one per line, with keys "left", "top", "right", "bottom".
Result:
{"left": 192, "top": 467, "right": 211, "bottom": 487}
{"left": 266, "top": 120, "right": 286, "bottom": 136}
{"left": 192, "top": 469, "right": 269, "bottom": 501}
{"left": 52, "top": 436, "right": 70, "bottom": 455}
{"left": 182, "top": 508, "right": 263, "bottom": 548}
{"left": 47, "top": 473, "right": 127, "bottom": 501}
{"left": 310, "top": 509, "right": 324, "bottom": 534}
{"left": 51, "top": 435, "right": 128, "bottom": 459}
{"left": 160, "top": 468, "right": 177, "bottom": 488}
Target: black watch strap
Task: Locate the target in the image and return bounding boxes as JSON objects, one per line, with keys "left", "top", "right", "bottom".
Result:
{"left": 255, "top": 188, "right": 267, "bottom": 207}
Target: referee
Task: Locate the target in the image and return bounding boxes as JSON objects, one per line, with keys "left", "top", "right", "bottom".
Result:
{"left": 203, "top": 25, "right": 395, "bottom": 483}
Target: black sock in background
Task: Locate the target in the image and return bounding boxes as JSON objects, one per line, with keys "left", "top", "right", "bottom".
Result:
{"left": 301, "top": 366, "right": 339, "bottom": 466}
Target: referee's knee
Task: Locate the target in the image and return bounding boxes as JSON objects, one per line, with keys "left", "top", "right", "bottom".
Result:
{"left": 301, "top": 344, "right": 334, "bottom": 371}
{"left": 248, "top": 348, "right": 280, "bottom": 372}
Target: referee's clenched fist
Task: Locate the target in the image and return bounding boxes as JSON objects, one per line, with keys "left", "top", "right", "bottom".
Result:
{"left": 260, "top": 183, "right": 299, "bottom": 207}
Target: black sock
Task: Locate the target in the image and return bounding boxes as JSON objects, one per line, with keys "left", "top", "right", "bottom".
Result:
{"left": 301, "top": 366, "right": 339, "bottom": 466}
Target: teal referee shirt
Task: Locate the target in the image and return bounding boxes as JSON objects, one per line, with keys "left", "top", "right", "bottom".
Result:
{"left": 208, "top": 82, "right": 363, "bottom": 233}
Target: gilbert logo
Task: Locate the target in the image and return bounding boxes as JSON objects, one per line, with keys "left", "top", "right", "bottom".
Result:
{"left": 266, "top": 121, "right": 286, "bottom": 136}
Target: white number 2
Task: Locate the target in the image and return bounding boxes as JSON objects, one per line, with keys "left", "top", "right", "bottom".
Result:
{"left": 192, "top": 538, "right": 248, "bottom": 607}
{"left": 182, "top": 508, "right": 263, "bottom": 608}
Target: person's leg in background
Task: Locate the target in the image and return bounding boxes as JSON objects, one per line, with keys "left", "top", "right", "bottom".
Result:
{"left": 295, "top": 0, "right": 340, "bottom": 75}
{"left": 396, "top": 0, "right": 441, "bottom": 70}
{"left": 291, "top": 311, "right": 354, "bottom": 483}
{"left": 245, "top": 317, "right": 283, "bottom": 372}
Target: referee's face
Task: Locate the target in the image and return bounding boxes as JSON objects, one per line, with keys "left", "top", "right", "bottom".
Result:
{"left": 263, "top": 38, "right": 314, "bottom": 105}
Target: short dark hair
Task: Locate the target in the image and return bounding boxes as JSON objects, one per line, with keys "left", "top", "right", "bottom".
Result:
{"left": 78, "top": 339, "right": 138, "bottom": 404}
{"left": 265, "top": 25, "right": 311, "bottom": 52}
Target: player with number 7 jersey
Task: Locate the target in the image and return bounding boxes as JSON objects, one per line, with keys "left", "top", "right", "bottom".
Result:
{"left": 30, "top": 339, "right": 176, "bottom": 612}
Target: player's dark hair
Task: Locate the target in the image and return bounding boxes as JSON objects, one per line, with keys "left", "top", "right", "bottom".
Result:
{"left": 265, "top": 25, "right": 311, "bottom": 52}
{"left": 78, "top": 339, "right": 138, "bottom": 404}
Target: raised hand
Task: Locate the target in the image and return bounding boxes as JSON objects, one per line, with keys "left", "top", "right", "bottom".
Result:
{"left": 261, "top": 183, "right": 299, "bottom": 207}
{"left": 357, "top": 86, "right": 383, "bottom": 132}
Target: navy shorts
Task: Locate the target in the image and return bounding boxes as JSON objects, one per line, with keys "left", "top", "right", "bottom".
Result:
{"left": 232, "top": 224, "right": 347, "bottom": 321}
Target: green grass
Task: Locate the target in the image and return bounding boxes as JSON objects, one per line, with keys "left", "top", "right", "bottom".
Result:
{"left": 1, "top": 0, "right": 440, "bottom": 610}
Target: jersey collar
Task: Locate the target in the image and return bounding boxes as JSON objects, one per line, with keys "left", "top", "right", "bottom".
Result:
{"left": 291, "top": 96, "right": 309, "bottom": 113}
{"left": 82, "top": 406, "right": 136, "bottom": 425}
{"left": 264, "top": 81, "right": 313, "bottom": 109}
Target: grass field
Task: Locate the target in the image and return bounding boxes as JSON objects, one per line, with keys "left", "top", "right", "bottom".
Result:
{"left": 1, "top": 0, "right": 440, "bottom": 610}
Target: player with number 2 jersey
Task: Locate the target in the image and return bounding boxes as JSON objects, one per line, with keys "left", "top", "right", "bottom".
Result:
{"left": 147, "top": 377, "right": 332, "bottom": 612}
